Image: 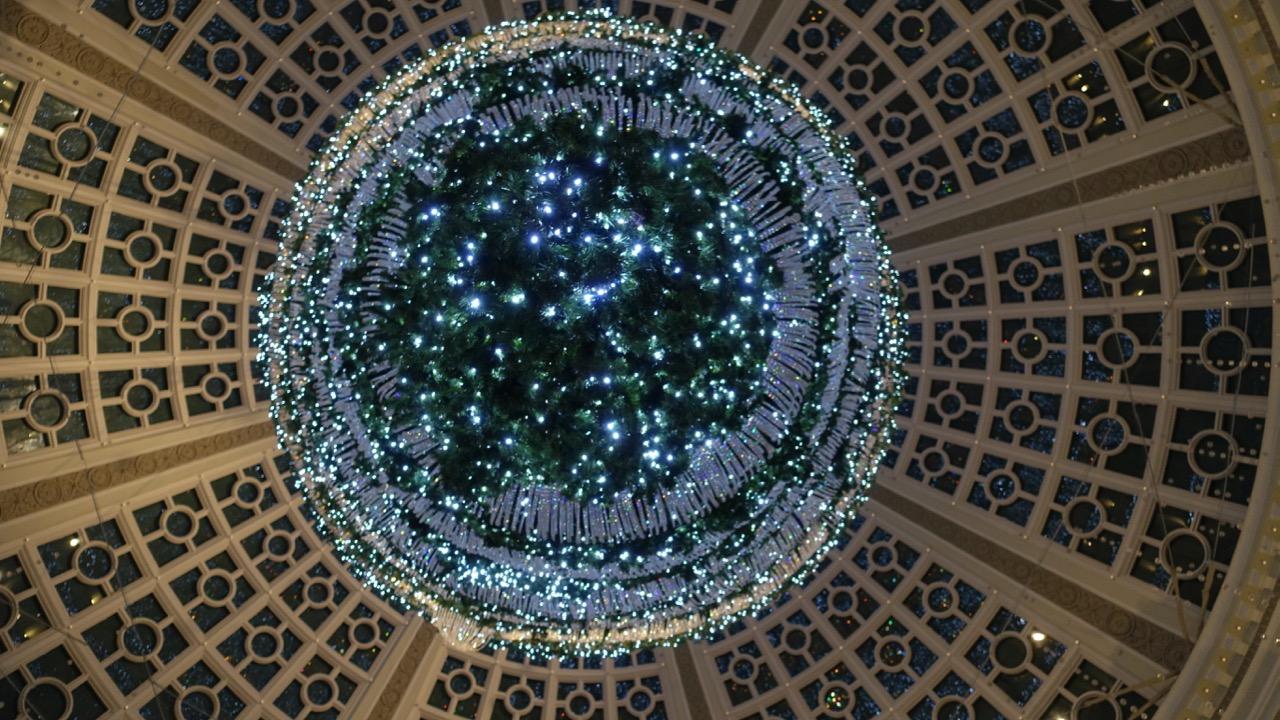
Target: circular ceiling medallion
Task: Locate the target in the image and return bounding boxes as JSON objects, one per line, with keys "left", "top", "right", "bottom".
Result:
{"left": 264, "top": 12, "right": 902, "bottom": 655}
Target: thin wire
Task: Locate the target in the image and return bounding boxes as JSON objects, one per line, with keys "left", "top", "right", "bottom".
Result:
{"left": 1013, "top": 0, "right": 1248, "bottom": 633}
{"left": 1192, "top": 199, "right": 1263, "bottom": 639}
{"left": 1081, "top": 132, "right": 1258, "bottom": 646}
{"left": 0, "top": 595, "right": 214, "bottom": 719}
{"left": 1019, "top": 0, "right": 1240, "bottom": 127}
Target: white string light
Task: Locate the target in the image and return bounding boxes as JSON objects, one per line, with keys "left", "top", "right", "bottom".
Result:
{"left": 262, "top": 11, "right": 904, "bottom": 656}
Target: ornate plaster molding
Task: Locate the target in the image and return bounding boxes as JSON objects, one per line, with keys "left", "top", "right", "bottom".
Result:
{"left": 674, "top": 644, "right": 715, "bottom": 720}
{"left": 872, "top": 485, "right": 1195, "bottom": 669}
{"left": 888, "top": 127, "right": 1252, "bottom": 253}
{"left": 0, "top": 421, "right": 275, "bottom": 523}
{"left": 370, "top": 620, "right": 438, "bottom": 719}
{"left": 0, "top": 0, "right": 308, "bottom": 181}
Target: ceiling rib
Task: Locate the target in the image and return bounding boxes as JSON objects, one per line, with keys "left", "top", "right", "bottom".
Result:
{"left": 0, "top": 421, "right": 274, "bottom": 523}
{"left": 0, "top": 0, "right": 309, "bottom": 181}
{"left": 871, "top": 484, "right": 1195, "bottom": 668}
{"left": 362, "top": 619, "right": 440, "bottom": 720}
{"left": 887, "top": 126, "right": 1251, "bottom": 252}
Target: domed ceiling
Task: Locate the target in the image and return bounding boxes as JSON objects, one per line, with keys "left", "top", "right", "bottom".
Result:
{"left": 0, "top": 0, "right": 1276, "bottom": 719}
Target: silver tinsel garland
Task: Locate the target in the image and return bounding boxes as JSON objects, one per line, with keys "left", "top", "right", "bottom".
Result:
{"left": 263, "top": 12, "right": 904, "bottom": 654}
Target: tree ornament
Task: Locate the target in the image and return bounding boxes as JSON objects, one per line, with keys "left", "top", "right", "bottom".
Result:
{"left": 263, "top": 11, "right": 904, "bottom": 656}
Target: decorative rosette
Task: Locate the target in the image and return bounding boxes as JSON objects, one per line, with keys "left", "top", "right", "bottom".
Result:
{"left": 263, "top": 11, "right": 904, "bottom": 655}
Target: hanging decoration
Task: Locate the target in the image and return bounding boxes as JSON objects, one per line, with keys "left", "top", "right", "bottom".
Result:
{"left": 263, "top": 11, "right": 904, "bottom": 655}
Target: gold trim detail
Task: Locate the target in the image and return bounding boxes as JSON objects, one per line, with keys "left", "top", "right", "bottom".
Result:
{"left": 1216, "top": 584, "right": 1280, "bottom": 715}
{"left": 674, "top": 644, "right": 715, "bottom": 720}
{"left": 369, "top": 621, "right": 438, "bottom": 719}
{"left": 888, "top": 128, "right": 1251, "bottom": 253}
{"left": 0, "top": 0, "right": 308, "bottom": 181}
{"left": 0, "top": 421, "right": 276, "bottom": 523}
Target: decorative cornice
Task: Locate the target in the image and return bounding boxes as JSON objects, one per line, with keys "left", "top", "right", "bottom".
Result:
{"left": 674, "top": 644, "right": 714, "bottom": 720}
{"left": 0, "top": 0, "right": 308, "bottom": 181}
{"left": 888, "top": 127, "right": 1252, "bottom": 253}
{"left": 872, "top": 485, "right": 1195, "bottom": 669}
{"left": 368, "top": 621, "right": 438, "bottom": 719}
{"left": 0, "top": 421, "right": 275, "bottom": 523}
